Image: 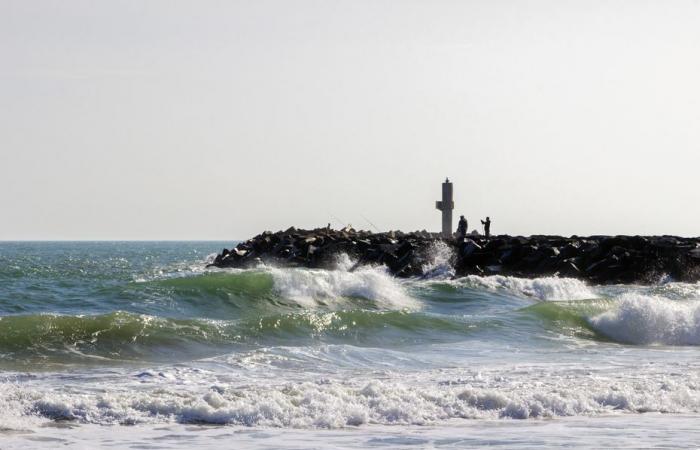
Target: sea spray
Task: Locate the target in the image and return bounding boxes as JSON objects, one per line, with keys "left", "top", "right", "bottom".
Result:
{"left": 588, "top": 293, "right": 700, "bottom": 345}
{"left": 268, "top": 265, "right": 419, "bottom": 310}
{"left": 442, "top": 275, "right": 597, "bottom": 301}
{"left": 420, "top": 240, "right": 457, "bottom": 279}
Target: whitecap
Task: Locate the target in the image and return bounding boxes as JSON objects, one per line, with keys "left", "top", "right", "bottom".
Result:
{"left": 588, "top": 293, "right": 700, "bottom": 345}
{"left": 267, "top": 264, "right": 419, "bottom": 310}
{"left": 452, "top": 275, "right": 597, "bottom": 301}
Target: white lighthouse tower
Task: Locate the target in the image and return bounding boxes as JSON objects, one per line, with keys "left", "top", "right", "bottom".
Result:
{"left": 435, "top": 178, "right": 454, "bottom": 238}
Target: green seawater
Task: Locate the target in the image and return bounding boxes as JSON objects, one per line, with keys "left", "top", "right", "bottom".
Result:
{"left": 2, "top": 242, "right": 700, "bottom": 368}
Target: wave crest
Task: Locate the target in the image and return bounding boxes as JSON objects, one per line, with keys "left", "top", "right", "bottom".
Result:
{"left": 589, "top": 293, "right": 700, "bottom": 345}
{"left": 268, "top": 265, "right": 418, "bottom": 310}
{"left": 455, "top": 275, "right": 597, "bottom": 301}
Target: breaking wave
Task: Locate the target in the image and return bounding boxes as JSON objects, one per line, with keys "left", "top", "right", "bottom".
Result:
{"left": 267, "top": 265, "right": 418, "bottom": 310}
{"left": 447, "top": 275, "right": 598, "bottom": 301}
{"left": 0, "top": 309, "right": 480, "bottom": 364}
{"left": 151, "top": 260, "right": 418, "bottom": 312}
{"left": 523, "top": 290, "right": 700, "bottom": 346}
{"left": 588, "top": 293, "right": 700, "bottom": 346}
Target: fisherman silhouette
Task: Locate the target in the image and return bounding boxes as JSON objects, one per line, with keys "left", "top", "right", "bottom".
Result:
{"left": 481, "top": 217, "right": 491, "bottom": 238}
{"left": 456, "top": 215, "right": 468, "bottom": 239}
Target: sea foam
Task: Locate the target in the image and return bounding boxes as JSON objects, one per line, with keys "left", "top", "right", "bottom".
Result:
{"left": 267, "top": 258, "right": 418, "bottom": 310}
{"left": 588, "top": 293, "right": 700, "bottom": 345}
{"left": 457, "top": 275, "right": 597, "bottom": 301}
{"left": 4, "top": 364, "right": 700, "bottom": 429}
{"left": 420, "top": 241, "right": 457, "bottom": 279}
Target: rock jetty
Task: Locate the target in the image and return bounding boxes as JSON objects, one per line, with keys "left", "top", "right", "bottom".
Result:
{"left": 208, "top": 227, "right": 700, "bottom": 284}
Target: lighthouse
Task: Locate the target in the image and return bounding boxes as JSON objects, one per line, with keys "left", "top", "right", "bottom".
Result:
{"left": 435, "top": 178, "right": 454, "bottom": 238}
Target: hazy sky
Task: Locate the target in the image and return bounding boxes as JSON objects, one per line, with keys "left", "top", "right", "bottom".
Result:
{"left": 1, "top": 0, "right": 699, "bottom": 240}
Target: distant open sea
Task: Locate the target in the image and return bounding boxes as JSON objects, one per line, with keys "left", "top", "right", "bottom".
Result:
{"left": 2, "top": 241, "right": 700, "bottom": 448}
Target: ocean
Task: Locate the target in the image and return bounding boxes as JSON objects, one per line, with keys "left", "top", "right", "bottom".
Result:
{"left": 1, "top": 241, "right": 699, "bottom": 449}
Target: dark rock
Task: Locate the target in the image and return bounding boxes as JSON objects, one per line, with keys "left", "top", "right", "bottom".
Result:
{"left": 486, "top": 265, "right": 502, "bottom": 274}
{"left": 499, "top": 248, "right": 515, "bottom": 264}
{"left": 462, "top": 239, "right": 482, "bottom": 257}
{"left": 556, "top": 261, "right": 581, "bottom": 277}
{"left": 559, "top": 243, "right": 580, "bottom": 259}
{"left": 207, "top": 228, "right": 700, "bottom": 284}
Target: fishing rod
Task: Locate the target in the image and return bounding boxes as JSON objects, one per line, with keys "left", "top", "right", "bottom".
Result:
{"left": 328, "top": 213, "right": 347, "bottom": 228}
{"left": 360, "top": 214, "right": 381, "bottom": 233}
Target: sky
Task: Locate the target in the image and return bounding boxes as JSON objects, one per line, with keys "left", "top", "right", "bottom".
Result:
{"left": 1, "top": 0, "right": 699, "bottom": 240}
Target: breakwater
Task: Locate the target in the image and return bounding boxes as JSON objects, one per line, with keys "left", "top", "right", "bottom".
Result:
{"left": 209, "top": 227, "right": 700, "bottom": 284}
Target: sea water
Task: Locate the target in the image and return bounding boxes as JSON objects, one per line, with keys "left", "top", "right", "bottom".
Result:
{"left": 1, "top": 241, "right": 700, "bottom": 448}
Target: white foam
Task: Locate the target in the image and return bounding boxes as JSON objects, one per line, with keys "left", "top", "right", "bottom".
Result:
{"left": 267, "top": 262, "right": 419, "bottom": 310}
{"left": 455, "top": 275, "right": 597, "bottom": 301}
{"left": 589, "top": 293, "right": 700, "bottom": 345}
{"left": 4, "top": 364, "right": 700, "bottom": 429}
{"left": 0, "top": 382, "right": 45, "bottom": 431}
{"left": 420, "top": 241, "right": 456, "bottom": 279}
{"left": 651, "top": 281, "right": 700, "bottom": 301}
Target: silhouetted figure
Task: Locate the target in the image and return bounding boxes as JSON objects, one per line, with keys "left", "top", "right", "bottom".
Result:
{"left": 456, "top": 215, "right": 468, "bottom": 239}
{"left": 481, "top": 217, "right": 491, "bottom": 238}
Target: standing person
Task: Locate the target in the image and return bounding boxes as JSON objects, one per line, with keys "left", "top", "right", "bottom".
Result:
{"left": 481, "top": 217, "right": 491, "bottom": 238}
{"left": 456, "top": 215, "right": 468, "bottom": 239}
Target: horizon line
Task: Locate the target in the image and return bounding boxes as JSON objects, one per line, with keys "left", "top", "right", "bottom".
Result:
{"left": 1, "top": 233, "right": 699, "bottom": 242}
{"left": 0, "top": 239, "right": 240, "bottom": 242}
